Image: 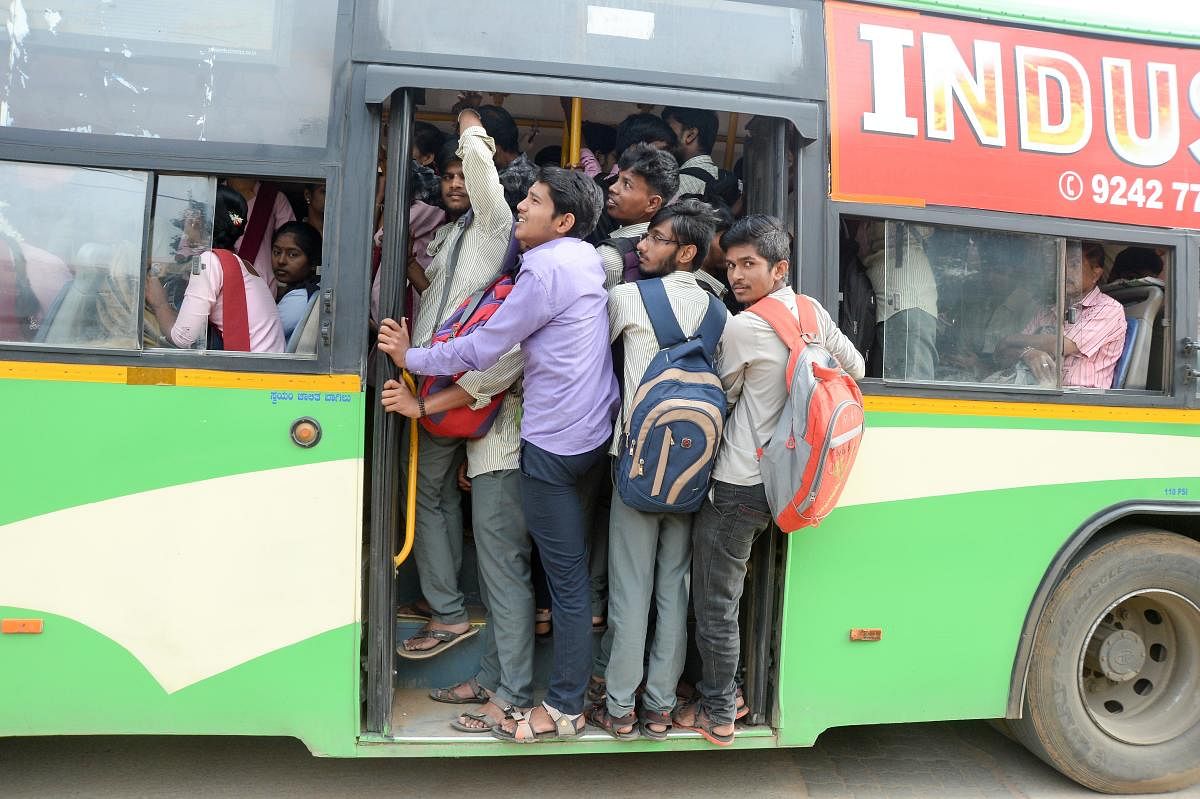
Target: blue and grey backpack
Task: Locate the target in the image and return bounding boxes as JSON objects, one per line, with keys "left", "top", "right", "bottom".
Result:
{"left": 616, "top": 279, "right": 727, "bottom": 513}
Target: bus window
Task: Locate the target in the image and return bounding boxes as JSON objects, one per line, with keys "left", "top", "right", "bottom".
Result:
{"left": 0, "top": 160, "right": 147, "bottom": 350}
{"left": 146, "top": 175, "right": 323, "bottom": 355}
{"left": 843, "top": 216, "right": 1172, "bottom": 393}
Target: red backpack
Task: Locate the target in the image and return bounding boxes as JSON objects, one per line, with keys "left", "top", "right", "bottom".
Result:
{"left": 744, "top": 294, "right": 865, "bottom": 532}
{"left": 419, "top": 273, "right": 515, "bottom": 439}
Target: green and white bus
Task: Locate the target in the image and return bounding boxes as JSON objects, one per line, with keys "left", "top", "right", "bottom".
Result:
{"left": 2, "top": 0, "right": 1200, "bottom": 793}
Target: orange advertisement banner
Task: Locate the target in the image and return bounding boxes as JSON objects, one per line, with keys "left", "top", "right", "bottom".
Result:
{"left": 827, "top": 1, "right": 1200, "bottom": 228}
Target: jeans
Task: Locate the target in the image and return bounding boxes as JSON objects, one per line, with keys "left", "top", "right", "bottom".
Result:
{"left": 691, "top": 480, "right": 774, "bottom": 726}
{"left": 471, "top": 469, "right": 535, "bottom": 708}
{"left": 402, "top": 425, "right": 469, "bottom": 624}
{"left": 519, "top": 440, "right": 607, "bottom": 715}
{"left": 604, "top": 486, "right": 692, "bottom": 718}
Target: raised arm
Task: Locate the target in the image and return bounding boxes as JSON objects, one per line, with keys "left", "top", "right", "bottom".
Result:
{"left": 457, "top": 111, "right": 511, "bottom": 235}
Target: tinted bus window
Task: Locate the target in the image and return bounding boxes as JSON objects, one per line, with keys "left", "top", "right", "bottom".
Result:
{"left": 0, "top": 0, "right": 337, "bottom": 147}
{"left": 0, "top": 161, "right": 147, "bottom": 349}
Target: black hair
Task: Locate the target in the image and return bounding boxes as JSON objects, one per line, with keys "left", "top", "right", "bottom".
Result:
{"left": 534, "top": 145, "right": 562, "bottom": 167}
{"left": 614, "top": 112, "right": 678, "bottom": 158}
{"left": 499, "top": 154, "right": 538, "bottom": 214}
{"left": 536, "top": 166, "right": 604, "bottom": 239}
{"left": 581, "top": 121, "right": 616, "bottom": 156}
{"left": 720, "top": 214, "right": 790, "bottom": 265}
{"left": 709, "top": 199, "right": 735, "bottom": 235}
{"left": 1082, "top": 240, "right": 1107, "bottom": 270}
{"left": 478, "top": 104, "right": 521, "bottom": 155}
{"left": 213, "top": 185, "right": 249, "bottom": 251}
{"left": 272, "top": 221, "right": 322, "bottom": 268}
{"left": 1110, "top": 246, "right": 1164, "bottom": 280}
{"left": 413, "top": 121, "right": 447, "bottom": 161}
{"left": 616, "top": 143, "right": 680, "bottom": 203}
{"left": 436, "top": 138, "right": 462, "bottom": 175}
{"left": 648, "top": 198, "right": 719, "bottom": 267}
{"left": 661, "top": 106, "right": 720, "bottom": 153}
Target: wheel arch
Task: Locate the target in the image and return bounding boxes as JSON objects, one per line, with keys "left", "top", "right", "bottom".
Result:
{"left": 1006, "top": 500, "right": 1200, "bottom": 718}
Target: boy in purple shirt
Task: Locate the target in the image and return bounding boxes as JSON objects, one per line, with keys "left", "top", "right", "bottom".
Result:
{"left": 378, "top": 167, "right": 619, "bottom": 742}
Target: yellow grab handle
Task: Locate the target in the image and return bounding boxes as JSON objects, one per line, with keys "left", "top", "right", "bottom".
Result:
{"left": 393, "top": 370, "right": 419, "bottom": 569}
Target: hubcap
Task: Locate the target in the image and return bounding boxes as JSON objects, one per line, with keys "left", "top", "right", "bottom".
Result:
{"left": 1077, "top": 590, "right": 1200, "bottom": 745}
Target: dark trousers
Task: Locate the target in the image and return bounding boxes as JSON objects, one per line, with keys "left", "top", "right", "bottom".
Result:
{"left": 691, "top": 480, "right": 774, "bottom": 725}
{"left": 519, "top": 440, "right": 607, "bottom": 715}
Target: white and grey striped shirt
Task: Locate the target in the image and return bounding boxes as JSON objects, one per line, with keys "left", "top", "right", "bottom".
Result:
{"left": 675, "top": 154, "right": 719, "bottom": 200}
{"left": 599, "top": 221, "right": 649, "bottom": 290}
{"left": 607, "top": 270, "right": 731, "bottom": 456}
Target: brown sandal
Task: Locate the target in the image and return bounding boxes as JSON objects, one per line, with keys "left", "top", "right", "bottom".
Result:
{"left": 638, "top": 707, "right": 672, "bottom": 741}
{"left": 586, "top": 704, "right": 639, "bottom": 740}
{"left": 672, "top": 700, "right": 734, "bottom": 747}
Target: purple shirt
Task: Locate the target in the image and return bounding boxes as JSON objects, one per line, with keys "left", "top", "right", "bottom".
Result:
{"left": 406, "top": 236, "right": 619, "bottom": 456}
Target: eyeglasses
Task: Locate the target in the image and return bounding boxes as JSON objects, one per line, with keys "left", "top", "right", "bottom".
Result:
{"left": 638, "top": 231, "right": 682, "bottom": 246}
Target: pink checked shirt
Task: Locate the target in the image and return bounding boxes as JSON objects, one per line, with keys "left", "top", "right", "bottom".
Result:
{"left": 1024, "top": 286, "right": 1127, "bottom": 388}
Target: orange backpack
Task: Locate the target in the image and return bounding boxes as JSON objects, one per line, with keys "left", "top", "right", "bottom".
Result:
{"left": 744, "top": 294, "right": 865, "bottom": 532}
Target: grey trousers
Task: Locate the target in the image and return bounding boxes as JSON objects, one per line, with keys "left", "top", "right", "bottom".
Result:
{"left": 471, "top": 469, "right": 535, "bottom": 708}
{"left": 402, "top": 425, "right": 469, "bottom": 625}
{"left": 603, "top": 488, "right": 693, "bottom": 717}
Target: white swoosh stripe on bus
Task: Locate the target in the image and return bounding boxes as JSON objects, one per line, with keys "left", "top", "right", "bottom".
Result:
{"left": 837, "top": 427, "right": 1200, "bottom": 508}
{"left": 0, "top": 459, "right": 361, "bottom": 693}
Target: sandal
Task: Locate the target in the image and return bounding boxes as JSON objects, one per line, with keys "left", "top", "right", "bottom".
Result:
{"left": 534, "top": 608, "right": 552, "bottom": 638}
{"left": 586, "top": 704, "right": 639, "bottom": 741}
{"left": 672, "top": 700, "right": 734, "bottom": 747}
{"left": 450, "top": 700, "right": 516, "bottom": 734}
{"left": 396, "top": 626, "right": 478, "bottom": 660}
{"left": 396, "top": 599, "right": 433, "bottom": 620}
{"left": 735, "top": 687, "right": 749, "bottom": 721}
{"left": 428, "top": 677, "right": 489, "bottom": 705}
{"left": 491, "top": 702, "right": 584, "bottom": 743}
{"left": 638, "top": 707, "right": 672, "bottom": 741}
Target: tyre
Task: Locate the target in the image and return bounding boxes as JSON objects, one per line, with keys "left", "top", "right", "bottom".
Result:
{"left": 1012, "top": 529, "right": 1200, "bottom": 794}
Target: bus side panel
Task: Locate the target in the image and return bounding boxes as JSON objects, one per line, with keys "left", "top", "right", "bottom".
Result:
{"left": 0, "top": 375, "right": 365, "bottom": 756}
{"left": 775, "top": 407, "right": 1200, "bottom": 746}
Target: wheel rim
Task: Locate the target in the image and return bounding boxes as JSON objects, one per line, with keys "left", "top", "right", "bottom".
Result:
{"left": 1077, "top": 589, "right": 1200, "bottom": 745}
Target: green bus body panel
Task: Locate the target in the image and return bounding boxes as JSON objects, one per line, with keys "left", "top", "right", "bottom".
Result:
{"left": 0, "top": 609, "right": 360, "bottom": 757}
{"left": 0, "top": 378, "right": 363, "bottom": 527}
{"left": 775, "top": 475, "right": 1200, "bottom": 746}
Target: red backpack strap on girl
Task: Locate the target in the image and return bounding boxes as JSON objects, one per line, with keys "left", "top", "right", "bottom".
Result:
{"left": 212, "top": 249, "right": 252, "bottom": 351}
{"left": 236, "top": 182, "right": 280, "bottom": 264}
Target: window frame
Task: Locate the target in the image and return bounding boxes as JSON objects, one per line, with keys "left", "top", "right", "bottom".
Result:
{"left": 828, "top": 200, "right": 1193, "bottom": 410}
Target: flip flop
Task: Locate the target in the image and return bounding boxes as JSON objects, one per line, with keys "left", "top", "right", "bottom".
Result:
{"left": 450, "top": 701, "right": 516, "bottom": 734}
{"left": 429, "top": 677, "right": 489, "bottom": 705}
{"left": 396, "top": 626, "right": 478, "bottom": 660}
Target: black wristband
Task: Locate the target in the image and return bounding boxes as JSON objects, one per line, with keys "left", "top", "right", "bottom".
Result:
{"left": 417, "top": 395, "right": 427, "bottom": 419}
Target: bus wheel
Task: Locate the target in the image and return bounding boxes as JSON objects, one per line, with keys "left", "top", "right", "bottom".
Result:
{"left": 1013, "top": 529, "right": 1200, "bottom": 794}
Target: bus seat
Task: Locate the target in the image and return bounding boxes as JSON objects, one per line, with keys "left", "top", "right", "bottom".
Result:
{"left": 287, "top": 292, "right": 320, "bottom": 354}
{"left": 1102, "top": 278, "right": 1164, "bottom": 390}
{"left": 1110, "top": 318, "right": 1138, "bottom": 389}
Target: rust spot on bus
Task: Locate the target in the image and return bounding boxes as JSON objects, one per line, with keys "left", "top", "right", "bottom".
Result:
{"left": 127, "top": 367, "right": 177, "bottom": 386}
{"left": 850, "top": 628, "right": 882, "bottom": 642}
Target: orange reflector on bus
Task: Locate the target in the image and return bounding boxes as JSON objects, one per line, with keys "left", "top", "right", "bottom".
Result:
{"left": 290, "top": 417, "right": 322, "bottom": 448}
{"left": 849, "top": 628, "right": 882, "bottom": 642}
{"left": 2, "top": 618, "right": 43, "bottom": 634}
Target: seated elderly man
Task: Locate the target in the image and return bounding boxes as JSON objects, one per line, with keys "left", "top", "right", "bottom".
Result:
{"left": 996, "top": 241, "right": 1126, "bottom": 389}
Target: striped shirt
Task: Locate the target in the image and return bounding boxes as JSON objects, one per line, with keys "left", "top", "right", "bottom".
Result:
{"left": 694, "top": 269, "right": 728, "bottom": 301}
{"left": 714, "top": 285, "right": 865, "bottom": 486}
{"left": 1022, "top": 287, "right": 1127, "bottom": 389}
{"left": 859, "top": 221, "right": 939, "bottom": 322}
{"left": 413, "top": 124, "right": 522, "bottom": 471}
{"left": 599, "top": 221, "right": 649, "bottom": 289}
{"left": 675, "top": 154, "right": 719, "bottom": 200}
{"left": 607, "top": 270, "right": 731, "bottom": 455}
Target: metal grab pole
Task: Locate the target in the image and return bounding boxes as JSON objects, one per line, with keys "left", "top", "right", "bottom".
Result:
{"left": 567, "top": 97, "right": 583, "bottom": 168}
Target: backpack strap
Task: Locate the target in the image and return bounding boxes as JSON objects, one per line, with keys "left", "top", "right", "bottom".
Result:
{"left": 745, "top": 294, "right": 818, "bottom": 386}
{"left": 694, "top": 292, "right": 727, "bottom": 362}
{"left": 635, "top": 278, "right": 687, "bottom": 348}
{"left": 679, "top": 165, "right": 716, "bottom": 185}
{"left": 236, "top": 182, "right": 279, "bottom": 264}
{"left": 212, "top": 248, "right": 251, "bottom": 351}
{"left": 794, "top": 293, "right": 819, "bottom": 343}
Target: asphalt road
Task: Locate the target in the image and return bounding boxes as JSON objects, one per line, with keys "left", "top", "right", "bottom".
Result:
{"left": 3, "top": 720, "right": 1199, "bottom": 798}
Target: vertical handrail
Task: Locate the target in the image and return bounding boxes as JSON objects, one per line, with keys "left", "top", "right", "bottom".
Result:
{"left": 724, "top": 112, "right": 740, "bottom": 171}
{"left": 567, "top": 97, "right": 584, "bottom": 168}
